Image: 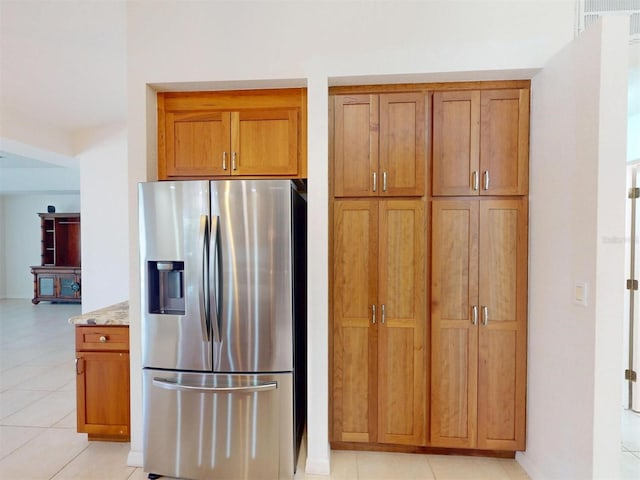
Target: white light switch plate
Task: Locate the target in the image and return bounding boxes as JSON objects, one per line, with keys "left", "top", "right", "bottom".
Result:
{"left": 574, "top": 281, "right": 588, "bottom": 307}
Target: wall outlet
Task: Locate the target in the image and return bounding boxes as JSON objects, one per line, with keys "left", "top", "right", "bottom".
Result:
{"left": 574, "top": 281, "right": 588, "bottom": 307}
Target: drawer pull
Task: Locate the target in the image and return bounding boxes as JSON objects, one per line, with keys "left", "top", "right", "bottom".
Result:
{"left": 99, "top": 335, "right": 107, "bottom": 343}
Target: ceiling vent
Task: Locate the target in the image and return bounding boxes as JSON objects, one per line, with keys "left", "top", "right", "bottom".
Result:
{"left": 577, "top": 0, "right": 640, "bottom": 43}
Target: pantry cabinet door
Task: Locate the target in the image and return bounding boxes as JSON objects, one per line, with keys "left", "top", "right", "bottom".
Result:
{"left": 432, "top": 91, "right": 480, "bottom": 196}
{"left": 430, "top": 199, "right": 479, "bottom": 448}
{"left": 477, "top": 198, "right": 528, "bottom": 450}
{"left": 332, "top": 200, "right": 378, "bottom": 443}
{"left": 379, "top": 93, "right": 425, "bottom": 196}
{"left": 334, "top": 95, "right": 379, "bottom": 197}
{"left": 377, "top": 199, "right": 426, "bottom": 445}
{"left": 479, "top": 90, "right": 529, "bottom": 196}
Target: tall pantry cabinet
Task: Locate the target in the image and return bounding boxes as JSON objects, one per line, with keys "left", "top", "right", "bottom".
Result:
{"left": 330, "top": 81, "right": 529, "bottom": 455}
{"left": 331, "top": 91, "right": 426, "bottom": 447}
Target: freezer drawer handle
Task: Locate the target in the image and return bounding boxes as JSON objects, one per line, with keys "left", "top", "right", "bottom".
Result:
{"left": 152, "top": 378, "right": 277, "bottom": 394}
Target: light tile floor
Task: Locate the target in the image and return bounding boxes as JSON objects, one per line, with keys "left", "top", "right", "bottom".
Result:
{"left": 0, "top": 299, "right": 638, "bottom": 479}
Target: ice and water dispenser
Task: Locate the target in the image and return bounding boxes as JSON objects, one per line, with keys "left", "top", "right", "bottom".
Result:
{"left": 147, "top": 261, "right": 185, "bottom": 315}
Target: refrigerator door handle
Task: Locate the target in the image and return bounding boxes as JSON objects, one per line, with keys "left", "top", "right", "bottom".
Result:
{"left": 199, "top": 215, "right": 210, "bottom": 342}
{"left": 210, "top": 215, "right": 222, "bottom": 344}
{"left": 152, "top": 377, "right": 277, "bottom": 394}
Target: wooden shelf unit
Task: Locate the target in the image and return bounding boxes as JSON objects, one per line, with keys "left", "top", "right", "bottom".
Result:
{"left": 31, "top": 212, "right": 81, "bottom": 304}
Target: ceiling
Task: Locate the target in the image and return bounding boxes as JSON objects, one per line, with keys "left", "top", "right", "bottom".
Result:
{"left": 0, "top": 0, "right": 125, "bottom": 184}
{"left": 0, "top": 1, "right": 638, "bottom": 190}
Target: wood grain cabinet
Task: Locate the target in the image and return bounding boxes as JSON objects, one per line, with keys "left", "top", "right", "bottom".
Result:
{"left": 75, "top": 325, "right": 130, "bottom": 441}
{"left": 333, "top": 93, "right": 425, "bottom": 197}
{"left": 430, "top": 198, "right": 527, "bottom": 451}
{"left": 31, "top": 213, "right": 81, "bottom": 304}
{"left": 432, "top": 89, "right": 529, "bottom": 196}
{"left": 158, "top": 89, "right": 306, "bottom": 179}
{"left": 331, "top": 199, "right": 425, "bottom": 446}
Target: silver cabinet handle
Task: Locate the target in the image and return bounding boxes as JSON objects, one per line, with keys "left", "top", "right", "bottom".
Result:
{"left": 153, "top": 378, "right": 277, "bottom": 394}
{"left": 472, "top": 171, "right": 479, "bottom": 191}
{"left": 381, "top": 304, "right": 386, "bottom": 324}
{"left": 232, "top": 152, "right": 238, "bottom": 171}
{"left": 371, "top": 304, "right": 376, "bottom": 324}
{"left": 482, "top": 306, "right": 489, "bottom": 326}
{"left": 483, "top": 171, "right": 489, "bottom": 190}
{"left": 372, "top": 172, "right": 377, "bottom": 192}
{"left": 222, "top": 152, "right": 227, "bottom": 170}
{"left": 382, "top": 171, "right": 388, "bottom": 192}
{"left": 75, "top": 358, "right": 80, "bottom": 375}
{"left": 471, "top": 305, "right": 478, "bottom": 325}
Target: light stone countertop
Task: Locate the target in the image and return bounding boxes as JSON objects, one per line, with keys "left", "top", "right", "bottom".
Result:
{"left": 68, "top": 301, "right": 129, "bottom": 326}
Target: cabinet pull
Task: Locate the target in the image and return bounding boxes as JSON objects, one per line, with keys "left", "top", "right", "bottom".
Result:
{"left": 222, "top": 152, "right": 227, "bottom": 171}
{"left": 382, "top": 171, "right": 388, "bottom": 192}
{"left": 381, "top": 304, "right": 386, "bottom": 324}
{"left": 483, "top": 170, "right": 490, "bottom": 190}
{"left": 471, "top": 305, "right": 478, "bottom": 325}
{"left": 232, "top": 152, "right": 238, "bottom": 171}
{"left": 472, "top": 171, "right": 479, "bottom": 191}
{"left": 75, "top": 358, "right": 79, "bottom": 375}
{"left": 482, "top": 306, "right": 489, "bottom": 326}
{"left": 99, "top": 335, "right": 107, "bottom": 343}
{"left": 372, "top": 172, "right": 377, "bottom": 192}
{"left": 372, "top": 304, "right": 376, "bottom": 324}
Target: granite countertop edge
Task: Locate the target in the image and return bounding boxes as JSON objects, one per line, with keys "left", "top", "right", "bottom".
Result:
{"left": 68, "top": 300, "right": 129, "bottom": 326}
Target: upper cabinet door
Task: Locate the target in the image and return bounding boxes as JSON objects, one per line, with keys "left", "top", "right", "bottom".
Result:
{"left": 480, "top": 90, "right": 529, "bottom": 196}
{"left": 432, "top": 91, "right": 480, "bottom": 196}
{"left": 432, "top": 89, "right": 529, "bottom": 196}
{"left": 379, "top": 93, "right": 425, "bottom": 197}
{"left": 334, "top": 95, "right": 379, "bottom": 197}
{"left": 163, "top": 111, "right": 231, "bottom": 178}
{"left": 232, "top": 108, "right": 299, "bottom": 176}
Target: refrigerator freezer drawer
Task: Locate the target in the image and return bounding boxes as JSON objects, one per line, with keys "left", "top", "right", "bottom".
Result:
{"left": 143, "top": 369, "right": 294, "bottom": 480}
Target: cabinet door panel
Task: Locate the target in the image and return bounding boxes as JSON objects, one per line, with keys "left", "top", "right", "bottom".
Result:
{"left": 480, "top": 90, "right": 529, "bottom": 195}
{"left": 378, "top": 200, "right": 425, "bottom": 445}
{"left": 430, "top": 200, "right": 478, "bottom": 448}
{"left": 477, "top": 199, "right": 527, "bottom": 450}
{"left": 332, "top": 201, "right": 378, "bottom": 442}
{"left": 166, "top": 111, "right": 230, "bottom": 177}
{"left": 234, "top": 109, "right": 298, "bottom": 176}
{"left": 432, "top": 91, "right": 480, "bottom": 196}
{"left": 379, "top": 94, "right": 425, "bottom": 196}
{"left": 76, "top": 352, "right": 130, "bottom": 437}
{"left": 334, "top": 96, "right": 379, "bottom": 197}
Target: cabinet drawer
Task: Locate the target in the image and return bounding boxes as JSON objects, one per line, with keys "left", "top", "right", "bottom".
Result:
{"left": 76, "top": 326, "right": 129, "bottom": 352}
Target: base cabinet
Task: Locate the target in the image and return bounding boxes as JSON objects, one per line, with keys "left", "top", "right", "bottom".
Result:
{"left": 331, "top": 199, "right": 426, "bottom": 446}
{"left": 430, "top": 198, "right": 527, "bottom": 451}
{"left": 31, "top": 267, "right": 81, "bottom": 304}
{"left": 75, "top": 326, "right": 130, "bottom": 441}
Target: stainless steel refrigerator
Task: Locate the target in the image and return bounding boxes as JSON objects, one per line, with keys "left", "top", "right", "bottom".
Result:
{"left": 139, "top": 179, "right": 306, "bottom": 480}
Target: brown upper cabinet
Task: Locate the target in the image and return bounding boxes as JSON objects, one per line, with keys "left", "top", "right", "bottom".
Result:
{"left": 333, "top": 93, "right": 425, "bottom": 197}
{"left": 158, "top": 88, "right": 306, "bottom": 180}
{"left": 432, "top": 89, "right": 529, "bottom": 196}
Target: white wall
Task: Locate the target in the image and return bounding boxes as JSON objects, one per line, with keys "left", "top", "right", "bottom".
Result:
{"left": 78, "top": 123, "right": 129, "bottom": 312}
{"left": 1, "top": 193, "right": 81, "bottom": 299}
{"left": 126, "top": 0, "right": 577, "bottom": 473}
{"left": 520, "top": 17, "right": 628, "bottom": 480}
{"left": 0, "top": 196, "right": 6, "bottom": 298}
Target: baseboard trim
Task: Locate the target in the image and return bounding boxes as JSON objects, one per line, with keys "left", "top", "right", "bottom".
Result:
{"left": 127, "top": 449, "right": 143, "bottom": 468}
{"left": 305, "top": 455, "right": 331, "bottom": 475}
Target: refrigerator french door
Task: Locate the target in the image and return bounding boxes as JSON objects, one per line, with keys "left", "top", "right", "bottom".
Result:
{"left": 139, "top": 180, "right": 306, "bottom": 480}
